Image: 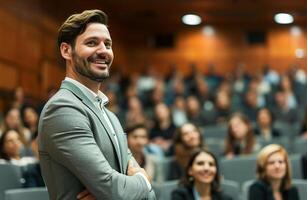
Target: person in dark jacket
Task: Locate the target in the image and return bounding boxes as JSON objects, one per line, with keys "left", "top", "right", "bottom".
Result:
{"left": 172, "top": 148, "right": 232, "bottom": 200}
{"left": 249, "top": 144, "right": 299, "bottom": 200}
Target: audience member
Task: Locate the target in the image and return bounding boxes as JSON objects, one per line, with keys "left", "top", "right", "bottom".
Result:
{"left": 171, "top": 95, "right": 188, "bottom": 127}
{"left": 248, "top": 144, "right": 299, "bottom": 200}
{"left": 0, "top": 107, "right": 31, "bottom": 144}
{"left": 171, "top": 148, "right": 232, "bottom": 200}
{"left": 168, "top": 123, "right": 204, "bottom": 180}
{"left": 254, "top": 108, "right": 281, "bottom": 141}
{"left": 224, "top": 113, "right": 258, "bottom": 159}
{"left": 149, "top": 102, "right": 176, "bottom": 154}
{"left": 0, "top": 129, "right": 44, "bottom": 187}
{"left": 271, "top": 90, "right": 299, "bottom": 124}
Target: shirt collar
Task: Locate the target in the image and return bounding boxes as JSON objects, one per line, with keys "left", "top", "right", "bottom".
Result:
{"left": 65, "top": 77, "right": 109, "bottom": 106}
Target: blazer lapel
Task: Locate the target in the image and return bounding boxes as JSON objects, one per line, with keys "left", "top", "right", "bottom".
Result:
{"left": 60, "top": 80, "right": 123, "bottom": 172}
{"left": 104, "top": 109, "right": 127, "bottom": 173}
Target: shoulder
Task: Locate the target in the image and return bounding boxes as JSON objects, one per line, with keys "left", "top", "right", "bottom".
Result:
{"left": 249, "top": 180, "right": 271, "bottom": 195}
{"left": 285, "top": 186, "right": 299, "bottom": 199}
{"left": 172, "top": 186, "right": 193, "bottom": 199}
{"left": 213, "top": 192, "right": 233, "bottom": 200}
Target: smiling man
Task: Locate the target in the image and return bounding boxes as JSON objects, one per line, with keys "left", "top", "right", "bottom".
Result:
{"left": 38, "top": 10, "right": 155, "bottom": 200}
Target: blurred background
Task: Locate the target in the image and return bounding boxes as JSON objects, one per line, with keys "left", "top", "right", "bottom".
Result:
{"left": 0, "top": 0, "right": 306, "bottom": 107}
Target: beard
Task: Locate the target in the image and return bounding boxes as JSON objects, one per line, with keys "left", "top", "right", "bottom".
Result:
{"left": 72, "top": 51, "right": 110, "bottom": 82}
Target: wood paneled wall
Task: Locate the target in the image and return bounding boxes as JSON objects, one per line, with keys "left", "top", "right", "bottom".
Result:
{"left": 124, "top": 26, "right": 307, "bottom": 76}
{"left": 0, "top": 0, "right": 306, "bottom": 109}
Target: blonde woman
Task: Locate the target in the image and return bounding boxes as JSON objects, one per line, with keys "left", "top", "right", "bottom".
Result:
{"left": 248, "top": 144, "right": 299, "bottom": 200}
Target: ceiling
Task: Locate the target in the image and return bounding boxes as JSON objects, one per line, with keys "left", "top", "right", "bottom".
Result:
{"left": 46, "top": 0, "right": 307, "bottom": 32}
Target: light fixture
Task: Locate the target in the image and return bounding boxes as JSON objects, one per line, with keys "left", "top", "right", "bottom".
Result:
{"left": 182, "top": 14, "right": 202, "bottom": 25}
{"left": 295, "top": 49, "right": 305, "bottom": 58}
{"left": 202, "top": 25, "right": 215, "bottom": 36}
{"left": 290, "top": 26, "right": 302, "bottom": 36}
{"left": 274, "top": 13, "right": 294, "bottom": 24}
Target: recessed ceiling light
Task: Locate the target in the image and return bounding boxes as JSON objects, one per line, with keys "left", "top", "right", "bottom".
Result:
{"left": 274, "top": 13, "right": 294, "bottom": 24}
{"left": 290, "top": 26, "right": 302, "bottom": 36}
{"left": 202, "top": 25, "right": 215, "bottom": 36}
{"left": 182, "top": 14, "right": 202, "bottom": 25}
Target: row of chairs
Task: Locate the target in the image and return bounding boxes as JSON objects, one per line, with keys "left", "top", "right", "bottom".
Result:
{"left": 3, "top": 179, "right": 307, "bottom": 200}
{"left": 206, "top": 136, "right": 307, "bottom": 158}
{"left": 153, "top": 179, "right": 307, "bottom": 200}
{"left": 152, "top": 154, "right": 304, "bottom": 184}
{"left": 201, "top": 121, "right": 302, "bottom": 139}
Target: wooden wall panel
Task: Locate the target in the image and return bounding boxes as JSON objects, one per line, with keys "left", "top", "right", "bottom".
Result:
{"left": 20, "top": 71, "right": 40, "bottom": 97}
{"left": 126, "top": 26, "right": 307, "bottom": 76}
{"left": 0, "top": 63, "right": 18, "bottom": 90}
{"left": 16, "top": 21, "right": 42, "bottom": 71}
{"left": 41, "top": 61, "right": 65, "bottom": 96}
{"left": 0, "top": 9, "right": 18, "bottom": 62}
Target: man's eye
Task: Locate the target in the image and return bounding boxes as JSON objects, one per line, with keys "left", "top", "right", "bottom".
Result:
{"left": 105, "top": 43, "right": 112, "bottom": 49}
{"left": 87, "top": 41, "right": 97, "bottom": 46}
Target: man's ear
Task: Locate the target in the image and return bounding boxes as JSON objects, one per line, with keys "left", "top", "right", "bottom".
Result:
{"left": 60, "top": 42, "right": 72, "bottom": 60}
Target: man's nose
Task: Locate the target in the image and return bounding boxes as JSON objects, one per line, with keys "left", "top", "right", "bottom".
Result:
{"left": 96, "top": 42, "right": 108, "bottom": 53}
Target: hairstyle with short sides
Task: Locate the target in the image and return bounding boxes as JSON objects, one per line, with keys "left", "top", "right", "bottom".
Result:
{"left": 256, "top": 144, "right": 292, "bottom": 190}
{"left": 57, "top": 9, "right": 108, "bottom": 48}
{"left": 180, "top": 148, "right": 221, "bottom": 193}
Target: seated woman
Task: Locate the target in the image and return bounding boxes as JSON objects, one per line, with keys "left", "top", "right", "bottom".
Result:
{"left": 254, "top": 108, "right": 281, "bottom": 141}
{"left": 0, "top": 129, "right": 44, "bottom": 187}
{"left": 224, "top": 112, "right": 258, "bottom": 159}
{"left": 248, "top": 144, "right": 299, "bottom": 200}
{"left": 168, "top": 122, "right": 204, "bottom": 180}
{"left": 172, "top": 148, "right": 232, "bottom": 200}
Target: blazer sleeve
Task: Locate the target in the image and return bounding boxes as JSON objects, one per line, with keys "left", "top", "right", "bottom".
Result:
{"left": 40, "top": 101, "right": 150, "bottom": 200}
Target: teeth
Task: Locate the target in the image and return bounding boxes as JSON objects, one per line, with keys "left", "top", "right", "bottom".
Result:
{"left": 95, "top": 60, "right": 106, "bottom": 64}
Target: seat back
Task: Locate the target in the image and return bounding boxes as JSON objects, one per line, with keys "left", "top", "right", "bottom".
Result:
{"left": 152, "top": 156, "right": 175, "bottom": 182}
{"left": 292, "top": 138, "right": 307, "bottom": 155}
{"left": 221, "top": 179, "right": 241, "bottom": 200}
{"left": 241, "top": 179, "right": 255, "bottom": 200}
{"left": 220, "top": 156, "right": 257, "bottom": 186}
{"left": 152, "top": 180, "right": 179, "bottom": 200}
{"left": 0, "top": 164, "right": 23, "bottom": 200}
{"left": 5, "top": 187, "right": 49, "bottom": 200}
{"left": 290, "top": 154, "right": 303, "bottom": 179}
{"left": 292, "top": 179, "right": 307, "bottom": 200}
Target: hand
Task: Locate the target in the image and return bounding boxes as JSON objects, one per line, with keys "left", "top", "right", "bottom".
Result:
{"left": 77, "top": 189, "right": 95, "bottom": 200}
{"left": 127, "top": 160, "right": 150, "bottom": 181}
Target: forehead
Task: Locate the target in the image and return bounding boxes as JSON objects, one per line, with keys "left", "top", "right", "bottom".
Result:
{"left": 5, "top": 130, "right": 19, "bottom": 139}
{"left": 267, "top": 152, "right": 284, "bottom": 161}
{"left": 194, "top": 152, "right": 215, "bottom": 163}
{"left": 129, "top": 128, "right": 148, "bottom": 137}
{"left": 77, "top": 23, "right": 111, "bottom": 41}
{"left": 182, "top": 124, "right": 196, "bottom": 133}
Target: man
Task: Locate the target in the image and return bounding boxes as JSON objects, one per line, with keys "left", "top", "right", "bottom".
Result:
{"left": 38, "top": 9, "right": 155, "bottom": 200}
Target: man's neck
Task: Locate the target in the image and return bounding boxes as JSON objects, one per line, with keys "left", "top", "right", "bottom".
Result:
{"left": 67, "top": 74, "right": 101, "bottom": 94}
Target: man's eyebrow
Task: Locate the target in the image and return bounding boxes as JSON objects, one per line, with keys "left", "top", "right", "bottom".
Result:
{"left": 84, "top": 36, "right": 112, "bottom": 42}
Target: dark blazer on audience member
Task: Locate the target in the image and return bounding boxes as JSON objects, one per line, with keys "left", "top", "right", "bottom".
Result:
{"left": 172, "top": 186, "right": 233, "bottom": 200}
{"left": 248, "top": 180, "right": 300, "bottom": 200}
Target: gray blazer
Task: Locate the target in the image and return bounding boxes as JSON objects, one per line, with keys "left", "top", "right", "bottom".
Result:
{"left": 38, "top": 80, "right": 155, "bottom": 200}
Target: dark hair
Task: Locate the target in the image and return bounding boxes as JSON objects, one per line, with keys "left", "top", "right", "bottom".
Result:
{"left": 0, "top": 129, "right": 21, "bottom": 160}
{"left": 173, "top": 122, "right": 204, "bottom": 148}
{"left": 225, "top": 112, "right": 255, "bottom": 155}
{"left": 180, "top": 148, "right": 221, "bottom": 193}
{"left": 57, "top": 9, "right": 108, "bottom": 48}
{"left": 125, "top": 123, "right": 148, "bottom": 137}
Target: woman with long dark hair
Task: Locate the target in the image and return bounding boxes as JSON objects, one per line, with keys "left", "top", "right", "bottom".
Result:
{"left": 172, "top": 148, "right": 232, "bottom": 200}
